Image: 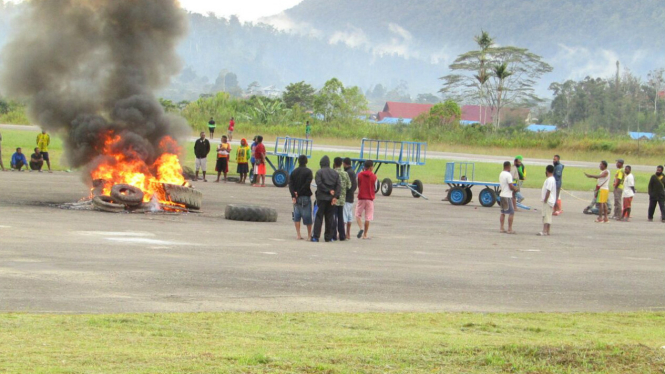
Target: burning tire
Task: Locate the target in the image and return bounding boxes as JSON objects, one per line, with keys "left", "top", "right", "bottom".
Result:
{"left": 110, "top": 184, "right": 144, "bottom": 207}
{"left": 92, "top": 195, "right": 126, "bottom": 213}
{"left": 225, "top": 204, "right": 278, "bottom": 223}
{"left": 162, "top": 183, "right": 202, "bottom": 210}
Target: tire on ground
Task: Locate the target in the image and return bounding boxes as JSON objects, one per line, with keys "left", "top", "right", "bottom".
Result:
{"left": 411, "top": 179, "right": 424, "bottom": 198}
{"left": 162, "top": 183, "right": 203, "bottom": 210}
{"left": 449, "top": 187, "right": 468, "bottom": 206}
{"left": 92, "top": 195, "right": 126, "bottom": 213}
{"left": 225, "top": 204, "right": 278, "bottom": 223}
{"left": 272, "top": 169, "right": 289, "bottom": 188}
{"left": 464, "top": 188, "right": 473, "bottom": 205}
{"left": 479, "top": 188, "right": 497, "bottom": 208}
{"left": 110, "top": 184, "right": 144, "bottom": 207}
{"left": 227, "top": 176, "right": 240, "bottom": 183}
{"left": 381, "top": 178, "right": 392, "bottom": 196}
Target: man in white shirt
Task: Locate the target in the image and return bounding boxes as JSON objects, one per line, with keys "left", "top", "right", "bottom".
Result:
{"left": 585, "top": 160, "right": 610, "bottom": 223}
{"left": 540, "top": 165, "right": 557, "bottom": 236}
{"left": 499, "top": 161, "right": 518, "bottom": 234}
{"left": 621, "top": 165, "right": 635, "bottom": 221}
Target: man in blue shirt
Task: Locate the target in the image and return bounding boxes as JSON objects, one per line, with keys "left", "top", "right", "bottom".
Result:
{"left": 553, "top": 154, "right": 565, "bottom": 215}
{"left": 11, "top": 147, "right": 28, "bottom": 171}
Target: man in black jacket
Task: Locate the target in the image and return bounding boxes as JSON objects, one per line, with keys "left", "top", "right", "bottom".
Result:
{"left": 343, "top": 157, "right": 357, "bottom": 240}
{"left": 312, "top": 156, "right": 341, "bottom": 242}
{"left": 194, "top": 132, "right": 210, "bottom": 182}
{"left": 289, "top": 155, "right": 314, "bottom": 240}
{"left": 648, "top": 165, "right": 665, "bottom": 222}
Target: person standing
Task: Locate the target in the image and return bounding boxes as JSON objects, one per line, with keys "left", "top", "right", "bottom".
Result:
{"left": 207, "top": 117, "right": 216, "bottom": 139}
{"left": 612, "top": 159, "right": 625, "bottom": 220}
{"left": 236, "top": 138, "right": 251, "bottom": 184}
{"left": 253, "top": 135, "right": 267, "bottom": 187}
{"left": 355, "top": 160, "right": 378, "bottom": 239}
{"left": 553, "top": 155, "right": 565, "bottom": 215}
{"left": 510, "top": 158, "right": 521, "bottom": 210}
{"left": 228, "top": 117, "right": 235, "bottom": 142}
{"left": 29, "top": 148, "right": 44, "bottom": 171}
{"left": 215, "top": 136, "right": 231, "bottom": 182}
{"left": 249, "top": 136, "right": 258, "bottom": 182}
{"left": 305, "top": 121, "right": 312, "bottom": 140}
{"left": 499, "top": 161, "right": 517, "bottom": 234}
{"left": 621, "top": 165, "right": 635, "bottom": 221}
{"left": 332, "top": 157, "right": 351, "bottom": 241}
{"left": 343, "top": 157, "right": 357, "bottom": 240}
{"left": 36, "top": 130, "right": 52, "bottom": 172}
{"left": 585, "top": 161, "right": 610, "bottom": 223}
{"left": 539, "top": 165, "right": 556, "bottom": 236}
{"left": 0, "top": 132, "right": 5, "bottom": 171}
{"left": 312, "top": 156, "right": 341, "bottom": 243}
{"left": 289, "top": 155, "right": 314, "bottom": 240}
{"left": 647, "top": 165, "right": 665, "bottom": 222}
{"left": 194, "top": 132, "right": 210, "bottom": 182}
{"left": 10, "top": 147, "right": 28, "bottom": 171}
{"left": 516, "top": 155, "right": 526, "bottom": 203}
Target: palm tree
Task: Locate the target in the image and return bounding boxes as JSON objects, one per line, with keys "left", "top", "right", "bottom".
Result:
{"left": 493, "top": 63, "right": 512, "bottom": 128}
{"left": 474, "top": 31, "right": 494, "bottom": 124}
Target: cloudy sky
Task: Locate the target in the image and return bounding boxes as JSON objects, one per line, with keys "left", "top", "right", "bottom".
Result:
{"left": 179, "top": 0, "right": 302, "bottom": 21}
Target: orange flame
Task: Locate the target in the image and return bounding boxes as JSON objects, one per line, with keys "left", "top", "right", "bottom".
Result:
{"left": 91, "top": 133, "right": 185, "bottom": 204}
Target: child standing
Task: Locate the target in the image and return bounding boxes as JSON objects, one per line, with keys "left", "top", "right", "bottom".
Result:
{"left": 236, "top": 138, "right": 251, "bottom": 184}
{"left": 215, "top": 136, "right": 231, "bottom": 182}
{"left": 622, "top": 165, "right": 635, "bottom": 221}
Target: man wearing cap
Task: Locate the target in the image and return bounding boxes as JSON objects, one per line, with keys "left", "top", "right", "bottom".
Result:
{"left": 612, "top": 159, "right": 625, "bottom": 220}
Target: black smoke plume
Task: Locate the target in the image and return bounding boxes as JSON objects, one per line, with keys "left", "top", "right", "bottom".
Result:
{"left": 0, "top": 0, "right": 189, "bottom": 177}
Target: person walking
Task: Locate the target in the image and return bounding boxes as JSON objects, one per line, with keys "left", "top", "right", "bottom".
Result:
{"left": 647, "top": 165, "right": 665, "bottom": 222}
{"left": 228, "top": 117, "right": 235, "bottom": 142}
{"left": 214, "top": 136, "right": 231, "bottom": 182}
{"left": 612, "top": 159, "right": 625, "bottom": 220}
{"left": 312, "top": 156, "right": 341, "bottom": 242}
{"left": 621, "top": 165, "right": 635, "bottom": 221}
{"left": 553, "top": 155, "right": 564, "bottom": 215}
{"left": 194, "top": 131, "right": 210, "bottom": 182}
{"left": 36, "top": 130, "right": 52, "bottom": 172}
{"left": 355, "top": 160, "right": 377, "bottom": 239}
{"left": 585, "top": 160, "right": 610, "bottom": 223}
{"left": 289, "top": 155, "right": 314, "bottom": 240}
{"left": 343, "top": 157, "right": 357, "bottom": 240}
{"left": 207, "top": 117, "right": 216, "bottom": 139}
{"left": 253, "top": 135, "right": 267, "bottom": 187}
{"left": 499, "top": 161, "right": 517, "bottom": 234}
{"left": 332, "top": 157, "right": 351, "bottom": 241}
{"left": 539, "top": 165, "right": 556, "bottom": 236}
{"left": 236, "top": 138, "right": 251, "bottom": 184}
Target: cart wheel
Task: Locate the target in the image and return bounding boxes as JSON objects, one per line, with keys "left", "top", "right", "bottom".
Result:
{"left": 464, "top": 188, "right": 473, "bottom": 205}
{"left": 479, "top": 188, "right": 497, "bottom": 208}
{"left": 272, "top": 169, "right": 289, "bottom": 188}
{"left": 249, "top": 173, "right": 257, "bottom": 185}
{"left": 374, "top": 179, "right": 380, "bottom": 193}
{"left": 381, "top": 178, "right": 393, "bottom": 196}
{"left": 411, "top": 180, "right": 424, "bottom": 198}
{"left": 449, "top": 187, "right": 467, "bottom": 206}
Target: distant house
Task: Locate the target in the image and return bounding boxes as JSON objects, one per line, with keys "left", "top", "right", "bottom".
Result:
{"left": 376, "top": 117, "right": 412, "bottom": 125}
{"left": 377, "top": 102, "right": 433, "bottom": 121}
{"left": 629, "top": 132, "right": 655, "bottom": 140}
{"left": 461, "top": 105, "right": 531, "bottom": 125}
{"left": 526, "top": 124, "right": 557, "bottom": 132}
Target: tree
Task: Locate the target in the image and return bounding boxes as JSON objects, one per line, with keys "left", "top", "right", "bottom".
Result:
{"left": 416, "top": 93, "right": 441, "bottom": 104}
{"left": 647, "top": 68, "right": 664, "bottom": 115}
{"left": 314, "top": 78, "right": 368, "bottom": 122}
{"left": 440, "top": 32, "right": 553, "bottom": 128}
{"left": 282, "top": 81, "right": 316, "bottom": 109}
{"left": 429, "top": 100, "right": 461, "bottom": 127}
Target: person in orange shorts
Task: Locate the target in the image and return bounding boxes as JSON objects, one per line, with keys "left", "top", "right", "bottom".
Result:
{"left": 585, "top": 160, "right": 610, "bottom": 223}
{"left": 253, "top": 135, "right": 267, "bottom": 187}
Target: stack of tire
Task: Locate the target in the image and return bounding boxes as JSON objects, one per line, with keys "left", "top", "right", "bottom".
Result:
{"left": 92, "top": 183, "right": 203, "bottom": 213}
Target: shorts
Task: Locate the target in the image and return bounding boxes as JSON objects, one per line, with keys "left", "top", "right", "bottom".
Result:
{"left": 41, "top": 152, "right": 50, "bottom": 161}
{"left": 255, "top": 163, "right": 266, "bottom": 176}
{"left": 597, "top": 189, "right": 609, "bottom": 204}
{"left": 500, "top": 197, "right": 514, "bottom": 215}
{"left": 343, "top": 202, "right": 354, "bottom": 223}
{"left": 293, "top": 196, "right": 313, "bottom": 225}
{"left": 542, "top": 203, "right": 553, "bottom": 224}
{"left": 355, "top": 199, "right": 374, "bottom": 221}
{"left": 237, "top": 163, "right": 249, "bottom": 174}
{"left": 195, "top": 158, "right": 207, "bottom": 172}
{"left": 227, "top": 130, "right": 234, "bottom": 138}
{"left": 208, "top": 127, "right": 215, "bottom": 133}
{"left": 215, "top": 157, "right": 228, "bottom": 173}
{"left": 622, "top": 197, "right": 633, "bottom": 210}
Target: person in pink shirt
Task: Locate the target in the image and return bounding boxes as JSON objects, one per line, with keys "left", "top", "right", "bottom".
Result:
{"left": 355, "top": 160, "right": 378, "bottom": 239}
{"left": 228, "top": 117, "right": 235, "bottom": 142}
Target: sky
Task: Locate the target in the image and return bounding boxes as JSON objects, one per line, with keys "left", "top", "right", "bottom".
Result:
{"left": 178, "top": 0, "right": 302, "bottom": 21}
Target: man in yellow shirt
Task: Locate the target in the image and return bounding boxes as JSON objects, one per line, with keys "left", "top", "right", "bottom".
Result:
{"left": 36, "top": 130, "right": 51, "bottom": 172}
{"left": 612, "top": 159, "right": 625, "bottom": 220}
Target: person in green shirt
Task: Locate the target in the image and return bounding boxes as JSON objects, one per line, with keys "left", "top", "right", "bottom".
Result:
{"left": 305, "top": 121, "right": 312, "bottom": 140}
{"left": 332, "top": 157, "right": 350, "bottom": 241}
{"left": 612, "top": 159, "right": 625, "bottom": 220}
{"left": 207, "top": 117, "right": 216, "bottom": 139}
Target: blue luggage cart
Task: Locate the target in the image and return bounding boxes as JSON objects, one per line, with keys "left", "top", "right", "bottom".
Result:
{"left": 350, "top": 138, "right": 428, "bottom": 199}
{"left": 444, "top": 162, "right": 530, "bottom": 209}
{"left": 260, "top": 137, "right": 312, "bottom": 188}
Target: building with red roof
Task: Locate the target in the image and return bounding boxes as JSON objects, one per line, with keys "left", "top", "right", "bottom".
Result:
{"left": 377, "top": 102, "right": 434, "bottom": 121}
{"left": 461, "top": 105, "right": 531, "bottom": 125}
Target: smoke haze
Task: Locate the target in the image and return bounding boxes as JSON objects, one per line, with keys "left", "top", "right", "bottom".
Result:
{"left": 0, "top": 0, "right": 189, "bottom": 175}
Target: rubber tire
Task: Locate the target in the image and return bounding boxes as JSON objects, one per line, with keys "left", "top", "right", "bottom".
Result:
{"left": 162, "top": 183, "right": 203, "bottom": 210}
{"left": 479, "top": 188, "right": 497, "bottom": 208}
{"left": 374, "top": 178, "right": 380, "bottom": 193}
{"left": 92, "top": 195, "right": 126, "bottom": 213}
{"left": 225, "top": 204, "right": 278, "bottom": 223}
{"left": 272, "top": 169, "right": 289, "bottom": 188}
{"left": 449, "top": 187, "right": 468, "bottom": 206}
{"left": 249, "top": 173, "right": 257, "bottom": 185}
{"left": 110, "top": 184, "right": 144, "bottom": 207}
{"left": 381, "top": 178, "right": 393, "bottom": 196}
{"left": 227, "top": 176, "right": 240, "bottom": 183}
{"left": 464, "top": 188, "right": 473, "bottom": 205}
{"left": 411, "top": 180, "right": 424, "bottom": 198}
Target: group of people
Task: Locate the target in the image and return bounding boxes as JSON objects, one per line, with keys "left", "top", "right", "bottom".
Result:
{"left": 2, "top": 130, "right": 52, "bottom": 173}
{"left": 288, "top": 155, "right": 376, "bottom": 242}
{"left": 193, "top": 131, "right": 259, "bottom": 184}
{"left": 207, "top": 117, "right": 235, "bottom": 142}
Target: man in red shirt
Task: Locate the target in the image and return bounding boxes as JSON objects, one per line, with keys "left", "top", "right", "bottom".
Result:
{"left": 253, "top": 135, "right": 267, "bottom": 187}
{"left": 228, "top": 117, "right": 235, "bottom": 142}
{"left": 355, "top": 160, "right": 377, "bottom": 239}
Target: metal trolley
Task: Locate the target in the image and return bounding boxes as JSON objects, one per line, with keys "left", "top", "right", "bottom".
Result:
{"left": 262, "top": 137, "right": 313, "bottom": 188}
{"left": 350, "top": 139, "right": 428, "bottom": 199}
{"left": 444, "top": 162, "right": 501, "bottom": 207}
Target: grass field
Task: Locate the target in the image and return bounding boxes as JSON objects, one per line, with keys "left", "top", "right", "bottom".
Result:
{"left": 0, "top": 129, "right": 656, "bottom": 193}
{"left": 0, "top": 312, "right": 663, "bottom": 373}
